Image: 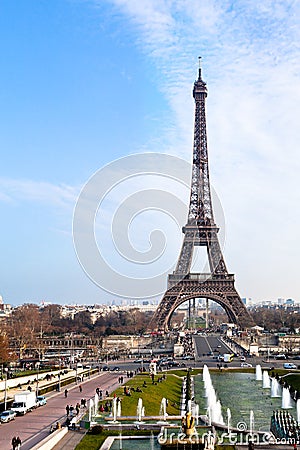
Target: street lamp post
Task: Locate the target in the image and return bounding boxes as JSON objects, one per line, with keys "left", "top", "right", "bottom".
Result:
{"left": 58, "top": 359, "right": 61, "bottom": 392}
{"left": 36, "top": 362, "right": 40, "bottom": 397}
{"left": 75, "top": 363, "right": 78, "bottom": 384}
{"left": 4, "top": 367, "right": 8, "bottom": 410}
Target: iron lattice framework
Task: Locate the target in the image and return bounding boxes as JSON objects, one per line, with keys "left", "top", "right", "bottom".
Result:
{"left": 150, "top": 61, "right": 254, "bottom": 331}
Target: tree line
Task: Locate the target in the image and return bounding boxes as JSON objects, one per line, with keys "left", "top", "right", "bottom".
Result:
{"left": 0, "top": 303, "right": 150, "bottom": 365}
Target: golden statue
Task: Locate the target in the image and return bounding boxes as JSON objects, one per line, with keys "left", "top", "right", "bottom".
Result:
{"left": 181, "top": 411, "right": 196, "bottom": 437}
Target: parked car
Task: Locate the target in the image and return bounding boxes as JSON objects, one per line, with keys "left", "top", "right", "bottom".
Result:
{"left": 0, "top": 410, "right": 16, "bottom": 423}
{"left": 111, "top": 366, "right": 120, "bottom": 371}
{"left": 241, "top": 363, "right": 253, "bottom": 368}
{"left": 275, "top": 354, "right": 287, "bottom": 360}
{"left": 36, "top": 395, "right": 47, "bottom": 406}
{"left": 240, "top": 356, "right": 246, "bottom": 362}
{"left": 167, "top": 361, "right": 180, "bottom": 367}
{"left": 283, "top": 363, "right": 297, "bottom": 369}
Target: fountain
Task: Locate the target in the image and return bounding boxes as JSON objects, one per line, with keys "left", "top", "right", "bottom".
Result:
{"left": 107, "top": 397, "right": 121, "bottom": 423}
{"left": 249, "top": 410, "right": 254, "bottom": 435}
{"left": 262, "top": 370, "right": 270, "bottom": 389}
{"left": 136, "top": 398, "right": 145, "bottom": 423}
{"left": 157, "top": 397, "right": 168, "bottom": 424}
{"left": 89, "top": 398, "right": 94, "bottom": 422}
{"left": 194, "top": 403, "right": 199, "bottom": 425}
{"left": 271, "top": 378, "right": 281, "bottom": 397}
{"left": 117, "top": 399, "right": 121, "bottom": 418}
{"left": 282, "top": 387, "right": 293, "bottom": 409}
{"left": 206, "top": 407, "right": 212, "bottom": 426}
{"left": 227, "top": 408, "right": 231, "bottom": 434}
{"left": 113, "top": 398, "right": 118, "bottom": 422}
{"left": 94, "top": 392, "right": 99, "bottom": 415}
{"left": 256, "top": 364, "right": 262, "bottom": 381}
{"left": 203, "top": 364, "right": 224, "bottom": 424}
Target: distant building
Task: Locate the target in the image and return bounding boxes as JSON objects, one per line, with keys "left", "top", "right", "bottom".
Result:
{"left": 285, "top": 298, "right": 294, "bottom": 307}
{"left": 242, "top": 297, "right": 252, "bottom": 306}
{"left": 0, "top": 295, "right": 12, "bottom": 319}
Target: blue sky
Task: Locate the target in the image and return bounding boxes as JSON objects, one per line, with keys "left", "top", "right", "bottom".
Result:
{"left": 1, "top": 0, "right": 300, "bottom": 306}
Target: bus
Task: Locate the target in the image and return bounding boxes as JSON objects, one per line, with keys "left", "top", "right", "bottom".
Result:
{"left": 223, "top": 353, "right": 234, "bottom": 363}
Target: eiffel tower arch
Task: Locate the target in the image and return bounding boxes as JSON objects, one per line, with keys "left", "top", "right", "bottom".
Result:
{"left": 150, "top": 59, "right": 254, "bottom": 331}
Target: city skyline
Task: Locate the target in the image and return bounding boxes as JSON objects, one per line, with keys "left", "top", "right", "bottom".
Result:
{"left": 1, "top": 1, "right": 300, "bottom": 305}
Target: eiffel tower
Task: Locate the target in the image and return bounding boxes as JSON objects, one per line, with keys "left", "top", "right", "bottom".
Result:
{"left": 151, "top": 59, "right": 254, "bottom": 331}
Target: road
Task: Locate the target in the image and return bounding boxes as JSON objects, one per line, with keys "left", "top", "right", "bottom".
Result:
{"left": 192, "top": 334, "right": 300, "bottom": 370}
{"left": 193, "top": 334, "right": 230, "bottom": 359}
{"left": 0, "top": 371, "right": 120, "bottom": 450}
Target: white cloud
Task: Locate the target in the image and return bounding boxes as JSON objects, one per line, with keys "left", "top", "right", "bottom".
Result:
{"left": 0, "top": 177, "right": 79, "bottom": 208}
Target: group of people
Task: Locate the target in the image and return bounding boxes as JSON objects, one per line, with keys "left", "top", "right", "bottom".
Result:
{"left": 126, "top": 371, "right": 135, "bottom": 378}
{"left": 65, "top": 402, "right": 81, "bottom": 416}
{"left": 99, "top": 400, "right": 112, "bottom": 413}
{"left": 11, "top": 436, "right": 21, "bottom": 450}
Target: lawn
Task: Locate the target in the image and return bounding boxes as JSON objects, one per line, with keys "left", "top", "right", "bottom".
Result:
{"left": 101, "top": 373, "right": 183, "bottom": 416}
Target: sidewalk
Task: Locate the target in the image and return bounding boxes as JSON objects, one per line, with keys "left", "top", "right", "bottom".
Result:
{"left": 0, "top": 368, "right": 96, "bottom": 405}
{"left": 52, "top": 429, "right": 86, "bottom": 450}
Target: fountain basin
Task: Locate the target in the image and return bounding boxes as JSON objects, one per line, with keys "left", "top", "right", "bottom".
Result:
{"left": 195, "top": 371, "right": 297, "bottom": 431}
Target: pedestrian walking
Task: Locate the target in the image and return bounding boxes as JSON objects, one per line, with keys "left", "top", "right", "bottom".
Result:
{"left": 16, "top": 436, "right": 21, "bottom": 449}
{"left": 64, "top": 389, "right": 68, "bottom": 398}
{"left": 79, "top": 384, "right": 82, "bottom": 393}
{"left": 66, "top": 404, "right": 70, "bottom": 416}
{"left": 11, "top": 436, "right": 17, "bottom": 450}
